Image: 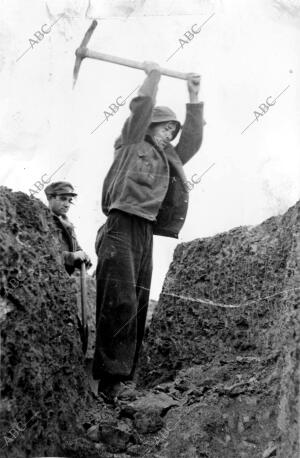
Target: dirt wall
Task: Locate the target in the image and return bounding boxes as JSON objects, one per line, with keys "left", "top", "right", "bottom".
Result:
{"left": 139, "top": 201, "right": 300, "bottom": 457}
{"left": 0, "top": 187, "right": 90, "bottom": 458}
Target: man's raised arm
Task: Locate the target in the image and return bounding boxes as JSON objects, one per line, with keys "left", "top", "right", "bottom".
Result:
{"left": 175, "top": 74, "right": 204, "bottom": 165}
{"left": 121, "top": 62, "right": 161, "bottom": 145}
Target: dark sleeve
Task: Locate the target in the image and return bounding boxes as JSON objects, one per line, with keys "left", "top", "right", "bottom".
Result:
{"left": 175, "top": 102, "right": 204, "bottom": 165}
{"left": 69, "top": 225, "right": 82, "bottom": 252}
{"left": 74, "top": 239, "right": 82, "bottom": 252}
{"left": 63, "top": 251, "right": 75, "bottom": 266}
{"left": 72, "top": 232, "right": 85, "bottom": 269}
{"left": 121, "top": 70, "right": 161, "bottom": 145}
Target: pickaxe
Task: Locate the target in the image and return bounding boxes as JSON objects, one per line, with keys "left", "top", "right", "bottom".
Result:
{"left": 73, "top": 20, "right": 191, "bottom": 88}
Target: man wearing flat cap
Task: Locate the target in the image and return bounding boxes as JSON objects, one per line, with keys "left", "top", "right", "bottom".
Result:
{"left": 45, "top": 181, "right": 91, "bottom": 274}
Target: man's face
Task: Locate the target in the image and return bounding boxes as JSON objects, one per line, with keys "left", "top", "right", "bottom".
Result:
{"left": 48, "top": 195, "right": 74, "bottom": 216}
{"left": 150, "top": 121, "right": 177, "bottom": 148}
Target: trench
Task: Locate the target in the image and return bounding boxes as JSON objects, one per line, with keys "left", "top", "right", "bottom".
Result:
{"left": 1, "top": 187, "right": 299, "bottom": 458}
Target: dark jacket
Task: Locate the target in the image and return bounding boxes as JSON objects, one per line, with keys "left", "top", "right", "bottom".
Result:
{"left": 101, "top": 70, "right": 204, "bottom": 238}
{"left": 52, "top": 213, "right": 82, "bottom": 275}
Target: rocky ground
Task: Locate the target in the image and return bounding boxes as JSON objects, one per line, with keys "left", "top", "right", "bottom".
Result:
{"left": 0, "top": 187, "right": 299, "bottom": 457}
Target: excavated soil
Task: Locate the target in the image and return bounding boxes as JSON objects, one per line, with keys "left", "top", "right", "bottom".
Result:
{"left": 1, "top": 187, "right": 299, "bottom": 458}
{"left": 139, "top": 201, "right": 300, "bottom": 457}
{"left": 0, "top": 187, "right": 91, "bottom": 457}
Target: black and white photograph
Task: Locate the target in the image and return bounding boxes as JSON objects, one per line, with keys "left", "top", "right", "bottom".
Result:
{"left": 0, "top": 0, "right": 299, "bottom": 457}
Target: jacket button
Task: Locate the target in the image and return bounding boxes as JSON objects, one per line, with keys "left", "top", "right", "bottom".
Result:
{"left": 179, "top": 217, "right": 184, "bottom": 220}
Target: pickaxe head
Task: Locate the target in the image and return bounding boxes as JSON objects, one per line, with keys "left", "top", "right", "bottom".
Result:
{"left": 73, "top": 20, "right": 98, "bottom": 88}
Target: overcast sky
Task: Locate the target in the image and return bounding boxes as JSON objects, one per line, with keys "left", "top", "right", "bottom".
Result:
{"left": 1, "top": 0, "right": 299, "bottom": 299}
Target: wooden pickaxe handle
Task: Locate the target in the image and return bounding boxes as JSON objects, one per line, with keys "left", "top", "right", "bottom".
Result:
{"left": 80, "top": 262, "right": 88, "bottom": 355}
{"left": 76, "top": 47, "right": 190, "bottom": 81}
{"left": 80, "top": 262, "right": 87, "bottom": 327}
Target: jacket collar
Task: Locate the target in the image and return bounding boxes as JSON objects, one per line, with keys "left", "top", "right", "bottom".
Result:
{"left": 51, "top": 212, "right": 74, "bottom": 233}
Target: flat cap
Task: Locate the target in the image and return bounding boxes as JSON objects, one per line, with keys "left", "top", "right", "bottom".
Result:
{"left": 44, "top": 181, "right": 77, "bottom": 197}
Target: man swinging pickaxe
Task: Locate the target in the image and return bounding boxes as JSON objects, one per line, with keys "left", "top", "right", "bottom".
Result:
{"left": 73, "top": 21, "right": 205, "bottom": 402}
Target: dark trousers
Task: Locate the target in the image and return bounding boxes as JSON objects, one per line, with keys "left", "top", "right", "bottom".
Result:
{"left": 92, "top": 210, "right": 153, "bottom": 382}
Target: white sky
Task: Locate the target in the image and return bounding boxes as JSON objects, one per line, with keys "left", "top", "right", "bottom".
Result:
{"left": 1, "top": 0, "right": 299, "bottom": 299}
